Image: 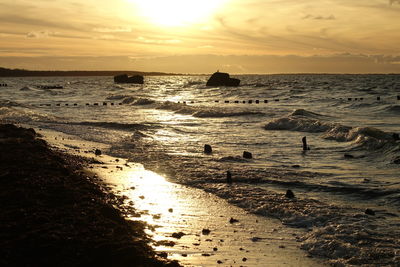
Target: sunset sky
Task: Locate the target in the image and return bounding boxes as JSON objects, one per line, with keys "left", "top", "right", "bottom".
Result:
{"left": 1, "top": 0, "right": 399, "bottom": 73}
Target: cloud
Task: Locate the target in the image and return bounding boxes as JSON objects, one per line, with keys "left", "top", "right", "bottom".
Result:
{"left": 93, "top": 34, "right": 115, "bottom": 40}
{"left": 26, "top": 30, "right": 56, "bottom": 38}
{"left": 93, "top": 27, "right": 132, "bottom": 33}
{"left": 136, "top": 36, "right": 181, "bottom": 44}
{"left": 197, "top": 45, "right": 214, "bottom": 49}
{"left": 302, "top": 14, "right": 336, "bottom": 20}
{"left": 389, "top": 0, "right": 400, "bottom": 5}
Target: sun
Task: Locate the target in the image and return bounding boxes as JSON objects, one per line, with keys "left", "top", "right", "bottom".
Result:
{"left": 130, "top": 0, "right": 226, "bottom": 27}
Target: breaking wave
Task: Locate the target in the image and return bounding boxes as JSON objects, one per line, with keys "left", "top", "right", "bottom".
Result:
{"left": 156, "top": 101, "right": 264, "bottom": 118}
{"left": 264, "top": 109, "right": 400, "bottom": 155}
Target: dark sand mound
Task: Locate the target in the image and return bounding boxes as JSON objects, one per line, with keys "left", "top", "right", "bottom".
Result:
{"left": 0, "top": 124, "right": 179, "bottom": 267}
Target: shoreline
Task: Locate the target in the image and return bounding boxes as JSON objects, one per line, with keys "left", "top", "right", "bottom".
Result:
{"left": 38, "top": 126, "right": 328, "bottom": 266}
{"left": 0, "top": 124, "right": 179, "bottom": 266}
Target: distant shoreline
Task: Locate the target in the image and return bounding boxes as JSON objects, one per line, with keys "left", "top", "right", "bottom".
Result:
{"left": 0, "top": 67, "right": 181, "bottom": 77}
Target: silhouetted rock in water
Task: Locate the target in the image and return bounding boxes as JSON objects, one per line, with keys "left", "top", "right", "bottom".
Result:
{"left": 243, "top": 151, "right": 252, "bottom": 159}
{"left": 365, "top": 209, "right": 375, "bottom": 216}
{"left": 285, "top": 190, "right": 295, "bottom": 198}
{"left": 393, "top": 133, "right": 400, "bottom": 141}
{"left": 292, "top": 165, "right": 301, "bottom": 168}
{"left": 344, "top": 153, "right": 354, "bottom": 159}
{"left": 302, "top": 136, "right": 310, "bottom": 151}
{"left": 95, "top": 149, "right": 102, "bottom": 156}
{"left": 229, "top": 217, "right": 239, "bottom": 224}
{"left": 393, "top": 157, "right": 400, "bottom": 164}
{"left": 114, "top": 74, "right": 144, "bottom": 84}
{"left": 37, "top": 85, "right": 63, "bottom": 89}
{"left": 206, "top": 71, "right": 240, "bottom": 87}
{"left": 226, "top": 171, "right": 232, "bottom": 184}
{"left": 204, "top": 144, "right": 212, "bottom": 154}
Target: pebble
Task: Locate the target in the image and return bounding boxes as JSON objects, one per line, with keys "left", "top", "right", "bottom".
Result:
{"left": 171, "top": 232, "right": 186, "bottom": 239}
{"left": 202, "top": 228, "right": 211, "bottom": 235}
{"left": 229, "top": 217, "right": 239, "bottom": 223}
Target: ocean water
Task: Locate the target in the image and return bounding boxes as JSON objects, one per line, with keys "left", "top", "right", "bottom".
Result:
{"left": 1, "top": 74, "right": 400, "bottom": 265}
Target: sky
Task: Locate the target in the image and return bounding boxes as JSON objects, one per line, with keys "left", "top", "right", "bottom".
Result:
{"left": 0, "top": 0, "right": 400, "bottom": 73}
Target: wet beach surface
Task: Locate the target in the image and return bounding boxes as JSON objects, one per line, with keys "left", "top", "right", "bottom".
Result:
{"left": 44, "top": 127, "right": 327, "bottom": 266}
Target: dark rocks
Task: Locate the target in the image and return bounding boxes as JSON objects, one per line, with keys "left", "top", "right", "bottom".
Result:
{"left": 154, "top": 240, "right": 176, "bottom": 247}
{"left": 229, "top": 217, "right": 239, "bottom": 224}
{"left": 393, "top": 133, "right": 400, "bottom": 141}
{"left": 226, "top": 171, "right": 232, "bottom": 184}
{"left": 202, "top": 228, "right": 211, "bottom": 235}
{"left": 171, "top": 232, "right": 186, "bottom": 239}
{"left": 206, "top": 71, "right": 240, "bottom": 87}
{"left": 302, "top": 136, "right": 310, "bottom": 151}
{"left": 37, "top": 85, "right": 63, "bottom": 89}
{"left": 344, "top": 153, "right": 354, "bottom": 159}
{"left": 114, "top": 74, "right": 144, "bottom": 84}
{"left": 95, "top": 149, "right": 102, "bottom": 156}
{"left": 285, "top": 190, "right": 295, "bottom": 198}
{"left": 365, "top": 209, "right": 375, "bottom": 216}
{"left": 393, "top": 157, "right": 400, "bottom": 164}
{"left": 204, "top": 144, "right": 212, "bottom": 154}
{"left": 243, "top": 151, "right": 252, "bottom": 159}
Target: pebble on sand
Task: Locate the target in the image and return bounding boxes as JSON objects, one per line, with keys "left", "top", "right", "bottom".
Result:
{"left": 202, "top": 228, "right": 211, "bottom": 235}
{"left": 229, "top": 217, "right": 239, "bottom": 224}
{"left": 171, "top": 232, "right": 186, "bottom": 239}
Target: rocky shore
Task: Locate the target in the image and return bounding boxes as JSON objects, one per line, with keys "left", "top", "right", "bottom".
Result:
{"left": 0, "top": 124, "right": 180, "bottom": 267}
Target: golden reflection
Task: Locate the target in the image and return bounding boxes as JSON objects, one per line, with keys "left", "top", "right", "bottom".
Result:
{"left": 112, "top": 167, "right": 183, "bottom": 233}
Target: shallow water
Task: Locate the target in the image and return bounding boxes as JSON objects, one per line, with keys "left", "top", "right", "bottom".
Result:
{"left": 1, "top": 74, "right": 400, "bottom": 265}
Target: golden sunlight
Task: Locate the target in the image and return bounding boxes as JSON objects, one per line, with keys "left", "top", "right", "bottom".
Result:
{"left": 131, "top": 0, "right": 227, "bottom": 27}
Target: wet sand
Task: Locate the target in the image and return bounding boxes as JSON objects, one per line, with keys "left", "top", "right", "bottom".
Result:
{"left": 0, "top": 124, "right": 179, "bottom": 266}
{"left": 43, "top": 128, "right": 328, "bottom": 266}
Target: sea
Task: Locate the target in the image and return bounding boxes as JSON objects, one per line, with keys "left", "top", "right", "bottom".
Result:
{"left": 1, "top": 74, "right": 399, "bottom": 265}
